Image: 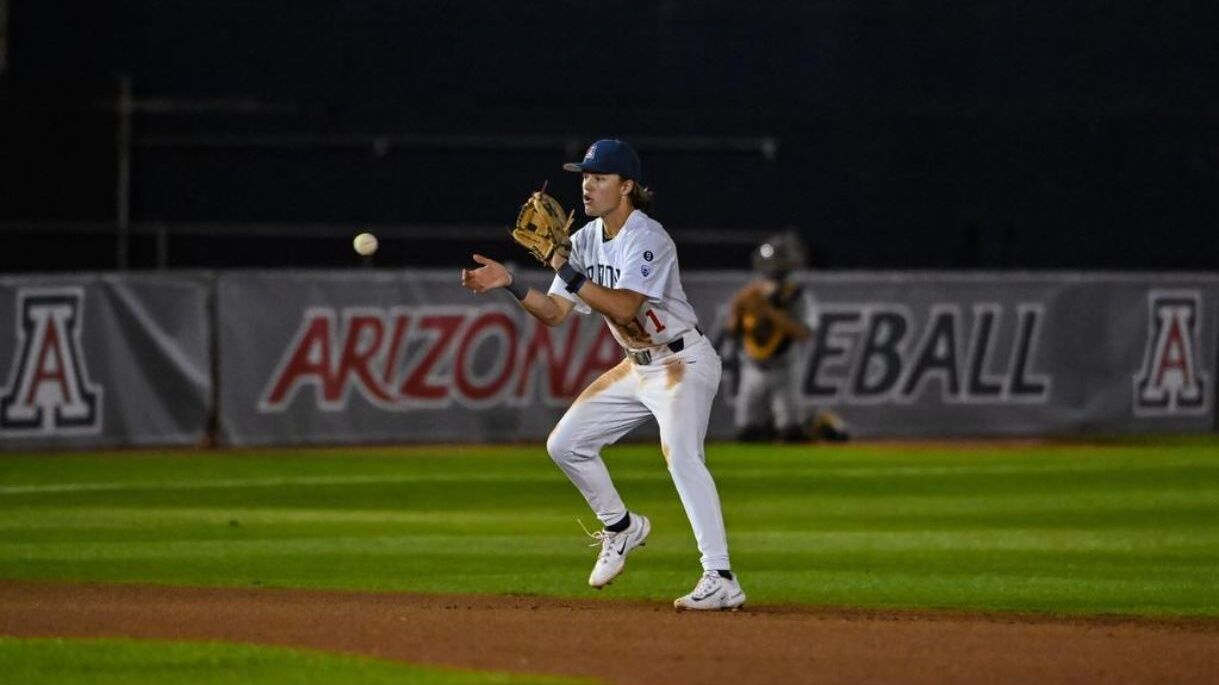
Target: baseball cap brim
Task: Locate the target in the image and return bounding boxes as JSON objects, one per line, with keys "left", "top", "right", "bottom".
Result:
{"left": 562, "top": 161, "right": 625, "bottom": 175}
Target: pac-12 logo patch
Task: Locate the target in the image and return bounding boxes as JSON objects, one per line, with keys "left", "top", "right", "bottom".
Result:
{"left": 641, "top": 265, "right": 651, "bottom": 277}
{"left": 1, "top": 288, "right": 103, "bottom": 434}
{"left": 643, "top": 250, "right": 654, "bottom": 262}
{"left": 1133, "top": 290, "right": 1208, "bottom": 416}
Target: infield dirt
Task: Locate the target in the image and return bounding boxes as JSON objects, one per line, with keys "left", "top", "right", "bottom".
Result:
{"left": 3, "top": 581, "right": 1218, "bottom": 685}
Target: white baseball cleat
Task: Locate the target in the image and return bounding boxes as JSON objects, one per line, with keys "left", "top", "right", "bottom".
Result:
{"left": 673, "top": 571, "right": 746, "bottom": 611}
{"left": 586, "top": 513, "right": 651, "bottom": 588}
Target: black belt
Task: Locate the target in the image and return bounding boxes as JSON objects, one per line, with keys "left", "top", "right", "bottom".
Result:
{"left": 629, "top": 326, "right": 702, "bottom": 365}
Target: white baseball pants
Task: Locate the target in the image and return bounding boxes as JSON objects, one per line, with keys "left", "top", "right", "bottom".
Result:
{"left": 546, "top": 334, "right": 731, "bottom": 571}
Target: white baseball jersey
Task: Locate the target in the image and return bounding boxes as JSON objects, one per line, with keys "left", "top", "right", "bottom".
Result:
{"left": 548, "top": 210, "right": 700, "bottom": 351}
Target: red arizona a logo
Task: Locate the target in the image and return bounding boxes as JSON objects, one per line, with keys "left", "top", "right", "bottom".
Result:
{"left": 1133, "top": 290, "right": 1208, "bottom": 416}
{"left": 0, "top": 288, "right": 103, "bottom": 434}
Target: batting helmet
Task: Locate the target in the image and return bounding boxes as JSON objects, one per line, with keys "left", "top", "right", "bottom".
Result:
{"left": 751, "top": 231, "right": 807, "bottom": 276}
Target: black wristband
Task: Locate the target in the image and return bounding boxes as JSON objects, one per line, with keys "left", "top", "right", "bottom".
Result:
{"left": 504, "top": 274, "right": 529, "bottom": 301}
{"left": 557, "top": 262, "right": 587, "bottom": 294}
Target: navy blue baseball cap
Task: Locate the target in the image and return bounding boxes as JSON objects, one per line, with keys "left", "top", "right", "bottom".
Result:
{"left": 563, "top": 139, "right": 642, "bottom": 182}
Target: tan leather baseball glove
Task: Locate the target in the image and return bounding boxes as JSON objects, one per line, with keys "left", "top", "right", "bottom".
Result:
{"left": 510, "top": 188, "right": 574, "bottom": 264}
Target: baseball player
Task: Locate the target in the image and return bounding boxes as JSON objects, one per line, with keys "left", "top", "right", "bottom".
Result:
{"left": 725, "top": 232, "right": 848, "bottom": 442}
{"left": 461, "top": 139, "right": 744, "bottom": 610}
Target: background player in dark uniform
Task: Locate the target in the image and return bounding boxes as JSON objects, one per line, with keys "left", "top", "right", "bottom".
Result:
{"left": 723, "top": 232, "right": 849, "bottom": 442}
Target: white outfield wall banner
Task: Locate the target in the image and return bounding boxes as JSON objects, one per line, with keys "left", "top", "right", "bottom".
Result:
{"left": 216, "top": 270, "right": 1218, "bottom": 445}
{"left": 0, "top": 274, "right": 213, "bottom": 450}
{"left": 216, "top": 271, "right": 642, "bottom": 445}
{"left": 780, "top": 273, "right": 1216, "bottom": 437}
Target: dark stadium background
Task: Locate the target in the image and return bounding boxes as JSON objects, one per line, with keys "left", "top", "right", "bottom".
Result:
{"left": 1, "top": 0, "right": 1214, "bottom": 272}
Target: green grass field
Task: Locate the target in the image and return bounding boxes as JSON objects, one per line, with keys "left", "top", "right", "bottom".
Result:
{"left": 2, "top": 437, "right": 1218, "bottom": 682}
{"left": 0, "top": 637, "right": 590, "bottom": 685}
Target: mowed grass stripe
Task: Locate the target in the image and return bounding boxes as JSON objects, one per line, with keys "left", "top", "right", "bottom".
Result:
{"left": 5, "top": 454, "right": 1216, "bottom": 492}
{"left": 6, "top": 486, "right": 1218, "bottom": 523}
{"left": 0, "top": 637, "right": 593, "bottom": 685}
{"left": 0, "top": 473, "right": 565, "bottom": 495}
{"left": 6, "top": 510, "right": 1216, "bottom": 547}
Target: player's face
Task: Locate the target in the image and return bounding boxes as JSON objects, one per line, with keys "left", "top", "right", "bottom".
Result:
{"left": 581, "top": 173, "right": 630, "bottom": 217}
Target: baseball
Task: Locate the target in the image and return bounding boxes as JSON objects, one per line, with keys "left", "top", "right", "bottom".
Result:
{"left": 353, "top": 232, "right": 379, "bottom": 256}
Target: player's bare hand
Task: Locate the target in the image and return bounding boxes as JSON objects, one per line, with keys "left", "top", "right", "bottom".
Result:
{"left": 461, "top": 254, "right": 512, "bottom": 294}
{"left": 549, "top": 252, "right": 567, "bottom": 271}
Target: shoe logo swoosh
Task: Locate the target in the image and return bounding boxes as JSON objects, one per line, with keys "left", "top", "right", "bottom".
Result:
{"left": 617, "top": 539, "right": 628, "bottom": 555}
